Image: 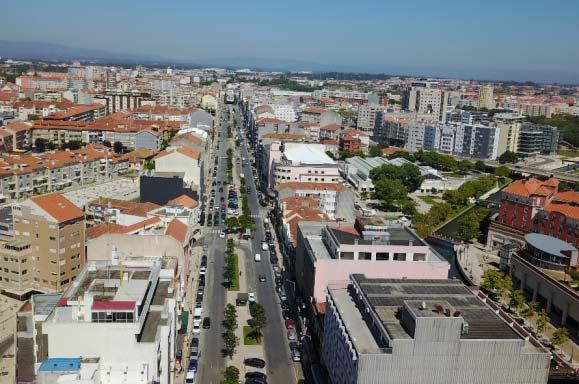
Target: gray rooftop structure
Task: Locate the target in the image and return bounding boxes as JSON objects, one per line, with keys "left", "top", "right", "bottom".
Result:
{"left": 323, "top": 274, "right": 551, "bottom": 384}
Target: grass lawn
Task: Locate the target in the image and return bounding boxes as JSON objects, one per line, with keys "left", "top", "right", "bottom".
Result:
{"left": 441, "top": 171, "right": 466, "bottom": 178}
{"left": 418, "top": 195, "right": 441, "bottom": 204}
{"left": 243, "top": 326, "right": 261, "bottom": 345}
{"left": 228, "top": 252, "right": 239, "bottom": 291}
{"left": 558, "top": 149, "right": 579, "bottom": 158}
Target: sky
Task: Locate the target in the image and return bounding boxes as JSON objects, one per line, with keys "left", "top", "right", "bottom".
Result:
{"left": 1, "top": 0, "right": 578, "bottom": 83}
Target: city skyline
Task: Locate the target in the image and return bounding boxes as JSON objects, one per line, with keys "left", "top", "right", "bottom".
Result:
{"left": 1, "top": 0, "right": 578, "bottom": 83}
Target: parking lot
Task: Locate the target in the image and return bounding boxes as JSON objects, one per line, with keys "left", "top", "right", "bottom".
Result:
{"left": 63, "top": 177, "right": 140, "bottom": 208}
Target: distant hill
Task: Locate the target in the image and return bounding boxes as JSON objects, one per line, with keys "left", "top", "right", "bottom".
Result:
{"left": 0, "top": 40, "right": 165, "bottom": 64}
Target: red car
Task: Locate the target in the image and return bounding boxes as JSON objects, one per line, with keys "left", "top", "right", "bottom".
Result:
{"left": 285, "top": 319, "right": 295, "bottom": 329}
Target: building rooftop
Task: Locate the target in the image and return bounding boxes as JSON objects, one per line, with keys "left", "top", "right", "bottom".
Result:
{"left": 350, "top": 274, "right": 520, "bottom": 342}
{"left": 283, "top": 145, "right": 335, "bottom": 165}
{"left": 524, "top": 233, "right": 577, "bottom": 257}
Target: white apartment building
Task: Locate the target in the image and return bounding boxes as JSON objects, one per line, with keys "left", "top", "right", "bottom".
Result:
{"left": 357, "top": 104, "right": 383, "bottom": 134}
{"left": 20, "top": 260, "right": 178, "bottom": 384}
{"left": 271, "top": 104, "right": 298, "bottom": 122}
{"left": 404, "top": 87, "right": 449, "bottom": 122}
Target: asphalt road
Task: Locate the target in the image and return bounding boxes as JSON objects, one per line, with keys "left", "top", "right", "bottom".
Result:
{"left": 234, "top": 105, "right": 298, "bottom": 384}
{"left": 196, "top": 107, "right": 229, "bottom": 384}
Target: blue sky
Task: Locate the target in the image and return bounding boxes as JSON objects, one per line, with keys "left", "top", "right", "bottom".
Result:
{"left": 1, "top": 0, "right": 578, "bottom": 83}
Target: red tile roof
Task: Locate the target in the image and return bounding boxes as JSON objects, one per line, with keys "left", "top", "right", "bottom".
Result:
{"left": 320, "top": 123, "right": 341, "bottom": 132}
{"left": 30, "top": 193, "right": 84, "bottom": 223}
{"left": 155, "top": 146, "right": 200, "bottom": 161}
{"left": 503, "top": 178, "right": 557, "bottom": 198}
{"left": 166, "top": 218, "right": 188, "bottom": 244}
{"left": 168, "top": 195, "right": 199, "bottom": 208}
{"left": 86, "top": 216, "right": 162, "bottom": 239}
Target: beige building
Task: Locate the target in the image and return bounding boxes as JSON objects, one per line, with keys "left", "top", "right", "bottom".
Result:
{"left": 404, "top": 87, "right": 449, "bottom": 122}
{"left": 478, "top": 85, "right": 495, "bottom": 110}
{"left": 494, "top": 113, "right": 524, "bottom": 155}
{"left": 0, "top": 193, "right": 85, "bottom": 298}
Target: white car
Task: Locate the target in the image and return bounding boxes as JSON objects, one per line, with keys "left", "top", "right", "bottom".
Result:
{"left": 219, "top": 232, "right": 225, "bottom": 238}
{"left": 261, "top": 242, "right": 268, "bottom": 251}
{"left": 248, "top": 292, "right": 256, "bottom": 303}
{"left": 199, "top": 266, "right": 206, "bottom": 275}
{"left": 192, "top": 323, "right": 201, "bottom": 335}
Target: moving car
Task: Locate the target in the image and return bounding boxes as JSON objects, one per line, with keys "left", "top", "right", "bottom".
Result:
{"left": 258, "top": 275, "right": 266, "bottom": 282}
{"left": 219, "top": 231, "right": 225, "bottom": 238}
{"left": 243, "top": 358, "right": 266, "bottom": 369}
{"left": 287, "top": 329, "right": 297, "bottom": 340}
{"left": 254, "top": 253, "right": 261, "bottom": 262}
{"left": 248, "top": 292, "right": 256, "bottom": 302}
{"left": 261, "top": 241, "right": 268, "bottom": 251}
{"left": 202, "top": 317, "right": 211, "bottom": 329}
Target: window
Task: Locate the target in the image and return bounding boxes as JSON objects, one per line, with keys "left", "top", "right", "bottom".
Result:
{"left": 340, "top": 252, "right": 354, "bottom": 260}
{"left": 358, "top": 252, "right": 372, "bottom": 260}
{"left": 393, "top": 253, "right": 406, "bottom": 261}
{"left": 376, "top": 252, "right": 389, "bottom": 261}
{"left": 413, "top": 253, "right": 426, "bottom": 262}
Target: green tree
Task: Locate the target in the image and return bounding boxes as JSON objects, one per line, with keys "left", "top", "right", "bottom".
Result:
{"left": 143, "top": 159, "right": 155, "bottom": 170}
{"left": 223, "top": 304, "right": 238, "bottom": 331}
{"left": 494, "top": 166, "right": 511, "bottom": 178}
{"left": 113, "top": 141, "right": 124, "bottom": 154}
{"left": 224, "top": 217, "right": 239, "bottom": 229}
{"left": 457, "top": 160, "right": 474, "bottom": 173}
{"left": 238, "top": 214, "right": 254, "bottom": 230}
{"left": 34, "top": 137, "right": 47, "bottom": 152}
{"left": 457, "top": 215, "right": 481, "bottom": 242}
{"left": 551, "top": 327, "right": 569, "bottom": 348}
{"left": 372, "top": 178, "right": 408, "bottom": 210}
{"left": 248, "top": 302, "right": 267, "bottom": 341}
{"left": 369, "top": 142, "right": 388, "bottom": 157}
{"left": 480, "top": 269, "right": 510, "bottom": 297}
{"left": 370, "top": 163, "right": 423, "bottom": 192}
{"left": 536, "top": 310, "right": 550, "bottom": 334}
{"left": 325, "top": 151, "right": 335, "bottom": 159}
{"left": 222, "top": 366, "right": 240, "bottom": 384}
{"left": 521, "top": 301, "right": 538, "bottom": 321}
{"left": 509, "top": 289, "right": 526, "bottom": 313}
{"left": 475, "top": 160, "right": 487, "bottom": 172}
{"left": 498, "top": 150, "right": 518, "bottom": 164}
{"left": 222, "top": 330, "right": 239, "bottom": 358}
{"left": 103, "top": 140, "right": 112, "bottom": 148}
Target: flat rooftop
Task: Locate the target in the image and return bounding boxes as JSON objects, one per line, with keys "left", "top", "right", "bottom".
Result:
{"left": 329, "top": 287, "right": 381, "bottom": 353}
{"left": 351, "top": 274, "right": 520, "bottom": 341}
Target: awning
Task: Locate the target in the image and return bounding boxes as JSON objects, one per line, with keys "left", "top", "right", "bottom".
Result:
{"left": 179, "top": 310, "right": 188, "bottom": 334}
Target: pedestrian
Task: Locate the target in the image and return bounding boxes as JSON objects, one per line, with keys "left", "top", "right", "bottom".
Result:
{"left": 240, "top": 270, "right": 242, "bottom": 276}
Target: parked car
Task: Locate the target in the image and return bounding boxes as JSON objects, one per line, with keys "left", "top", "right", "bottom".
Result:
{"left": 261, "top": 241, "right": 268, "bottom": 251}
{"left": 258, "top": 275, "right": 266, "bottom": 282}
{"left": 192, "top": 323, "right": 201, "bottom": 335}
{"left": 248, "top": 292, "right": 256, "bottom": 302}
{"left": 244, "top": 358, "right": 266, "bottom": 369}
{"left": 290, "top": 342, "right": 301, "bottom": 361}
{"left": 245, "top": 371, "right": 267, "bottom": 381}
{"left": 285, "top": 319, "right": 295, "bottom": 329}
{"left": 287, "top": 329, "right": 297, "bottom": 340}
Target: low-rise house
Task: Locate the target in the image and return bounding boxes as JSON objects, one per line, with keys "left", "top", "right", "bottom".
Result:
{"left": 276, "top": 182, "right": 354, "bottom": 220}
{"left": 154, "top": 146, "right": 202, "bottom": 190}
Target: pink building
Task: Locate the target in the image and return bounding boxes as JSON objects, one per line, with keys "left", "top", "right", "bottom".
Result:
{"left": 269, "top": 143, "right": 340, "bottom": 189}
{"left": 295, "top": 218, "right": 450, "bottom": 304}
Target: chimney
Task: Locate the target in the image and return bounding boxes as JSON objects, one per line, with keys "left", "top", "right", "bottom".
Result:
{"left": 444, "top": 308, "right": 451, "bottom": 317}
{"left": 453, "top": 311, "right": 461, "bottom": 317}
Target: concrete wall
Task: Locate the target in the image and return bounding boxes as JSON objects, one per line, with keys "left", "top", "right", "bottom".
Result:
{"left": 511, "top": 254, "right": 579, "bottom": 331}
{"left": 155, "top": 152, "right": 200, "bottom": 189}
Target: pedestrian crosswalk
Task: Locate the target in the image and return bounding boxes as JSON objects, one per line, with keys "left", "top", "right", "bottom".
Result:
{"left": 205, "top": 229, "right": 224, "bottom": 234}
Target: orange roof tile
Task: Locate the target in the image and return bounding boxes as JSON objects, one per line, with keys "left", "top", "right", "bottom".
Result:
{"left": 166, "top": 218, "right": 188, "bottom": 244}
{"left": 30, "top": 193, "right": 83, "bottom": 223}
{"left": 155, "top": 146, "right": 200, "bottom": 161}
{"left": 168, "top": 194, "right": 199, "bottom": 208}
{"left": 503, "top": 178, "right": 557, "bottom": 198}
